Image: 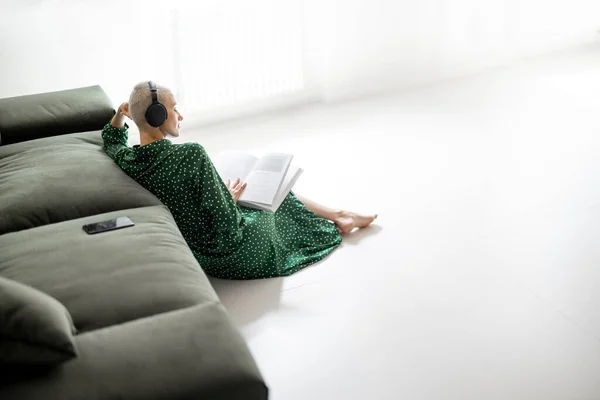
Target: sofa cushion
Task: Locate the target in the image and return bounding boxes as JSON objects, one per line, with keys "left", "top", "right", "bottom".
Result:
{"left": 0, "top": 303, "right": 269, "bottom": 400}
{"left": 0, "top": 131, "right": 162, "bottom": 235}
{"left": 0, "top": 276, "right": 78, "bottom": 366}
{"left": 0, "top": 206, "right": 218, "bottom": 332}
{"left": 0, "top": 85, "right": 115, "bottom": 146}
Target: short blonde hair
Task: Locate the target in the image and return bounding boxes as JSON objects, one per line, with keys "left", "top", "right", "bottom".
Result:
{"left": 128, "top": 81, "right": 173, "bottom": 128}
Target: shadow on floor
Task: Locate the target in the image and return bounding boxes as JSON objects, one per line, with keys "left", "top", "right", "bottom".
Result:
{"left": 209, "top": 224, "right": 383, "bottom": 326}
{"left": 209, "top": 276, "right": 284, "bottom": 327}
{"left": 340, "top": 224, "right": 383, "bottom": 246}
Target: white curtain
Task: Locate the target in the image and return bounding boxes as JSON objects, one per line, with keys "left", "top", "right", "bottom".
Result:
{"left": 172, "top": 0, "right": 305, "bottom": 113}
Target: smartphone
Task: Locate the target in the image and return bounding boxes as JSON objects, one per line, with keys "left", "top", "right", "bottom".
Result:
{"left": 82, "top": 216, "right": 135, "bottom": 235}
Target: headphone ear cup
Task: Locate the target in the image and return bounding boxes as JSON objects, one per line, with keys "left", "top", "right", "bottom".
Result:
{"left": 145, "top": 103, "right": 168, "bottom": 128}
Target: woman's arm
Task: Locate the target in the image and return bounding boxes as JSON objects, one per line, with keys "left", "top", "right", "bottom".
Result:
{"left": 102, "top": 102, "right": 132, "bottom": 160}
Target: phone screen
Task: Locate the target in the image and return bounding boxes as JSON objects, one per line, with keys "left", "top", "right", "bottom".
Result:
{"left": 83, "top": 217, "right": 135, "bottom": 235}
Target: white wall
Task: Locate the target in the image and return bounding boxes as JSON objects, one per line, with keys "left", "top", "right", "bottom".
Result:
{"left": 0, "top": 0, "right": 175, "bottom": 106}
{"left": 302, "top": 0, "right": 600, "bottom": 102}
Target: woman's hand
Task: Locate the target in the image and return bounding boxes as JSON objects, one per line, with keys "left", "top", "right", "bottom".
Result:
{"left": 118, "top": 102, "right": 132, "bottom": 118}
{"left": 226, "top": 178, "right": 247, "bottom": 203}
{"left": 111, "top": 102, "right": 131, "bottom": 129}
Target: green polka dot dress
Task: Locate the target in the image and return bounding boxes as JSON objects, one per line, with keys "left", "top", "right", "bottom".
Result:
{"left": 102, "top": 123, "right": 342, "bottom": 279}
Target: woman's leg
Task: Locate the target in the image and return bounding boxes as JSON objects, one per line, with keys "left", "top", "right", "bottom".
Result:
{"left": 295, "top": 193, "right": 378, "bottom": 234}
{"left": 294, "top": 194, "right": 342, "bottom": 221}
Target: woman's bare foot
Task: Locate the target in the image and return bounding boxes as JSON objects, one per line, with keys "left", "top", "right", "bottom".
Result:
{"left": 334, "top": 211, "right": 378, "bottom": 234}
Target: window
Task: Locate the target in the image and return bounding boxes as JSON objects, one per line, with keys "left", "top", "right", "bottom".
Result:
{"left": 171, "top": 0, "right": 306, "bottom": 114}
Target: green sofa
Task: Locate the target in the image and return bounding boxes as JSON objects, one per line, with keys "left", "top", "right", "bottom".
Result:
{"left": 0, "top": 86, "right": 268, "bottom": 399}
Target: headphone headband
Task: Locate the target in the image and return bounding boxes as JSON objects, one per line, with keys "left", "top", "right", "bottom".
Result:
{"left": 145, "top": 80, "right": 168, "bottom": 128}
{"left": 148, "top": 81, "right": 158, "bottom": 104}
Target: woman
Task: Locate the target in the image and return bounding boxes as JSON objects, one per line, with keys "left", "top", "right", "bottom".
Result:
{"left": 102, "top": 81, "right": 377, "bottom": 279}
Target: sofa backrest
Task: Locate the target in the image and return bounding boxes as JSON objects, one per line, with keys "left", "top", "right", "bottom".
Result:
{"left": 0, "top": 85, "right": 115, "bottom": 146}
{"left": 0, "top": 132, "right": 162, "bottom": 235}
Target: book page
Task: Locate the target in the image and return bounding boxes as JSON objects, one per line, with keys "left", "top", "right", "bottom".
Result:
{"left": 211, "top": 151, "right": 258, "bottom": 183}
{"left": 271, "top": 165, "right": 303, "bottom": 212}
{"left": 239, "top": 153, "right": 292, "bottom": 205}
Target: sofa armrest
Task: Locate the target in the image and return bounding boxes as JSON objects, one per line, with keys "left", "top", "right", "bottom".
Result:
{"left": 0, "top": 85, "right": 115, "bottom": 146}
{"left": 0, "top": 302, "right": 268, "bottom": 400}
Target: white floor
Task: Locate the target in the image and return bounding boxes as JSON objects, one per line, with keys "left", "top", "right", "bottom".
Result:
{"left": 183, "top": 43, "right": 600, "bottom": 400}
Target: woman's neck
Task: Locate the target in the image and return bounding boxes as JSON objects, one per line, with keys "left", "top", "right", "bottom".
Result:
{"left": 139, "top": 129, "right": 165, "bottom": 146}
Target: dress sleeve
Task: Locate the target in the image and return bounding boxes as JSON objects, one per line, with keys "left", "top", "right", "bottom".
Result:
{"left": 101, "top": 122, "right": 131, "bottom": 162}
{"left": 184, "top": 143, "right": 246, "bottom": 252}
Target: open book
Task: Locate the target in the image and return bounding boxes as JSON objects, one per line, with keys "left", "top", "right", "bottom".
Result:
{"left": 212, "top": 151, "right": 303, "bottom": 212}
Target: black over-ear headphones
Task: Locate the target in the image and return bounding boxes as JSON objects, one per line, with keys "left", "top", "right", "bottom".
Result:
{"left": 145, "top": 81, "right": 168, "bottom": 128}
